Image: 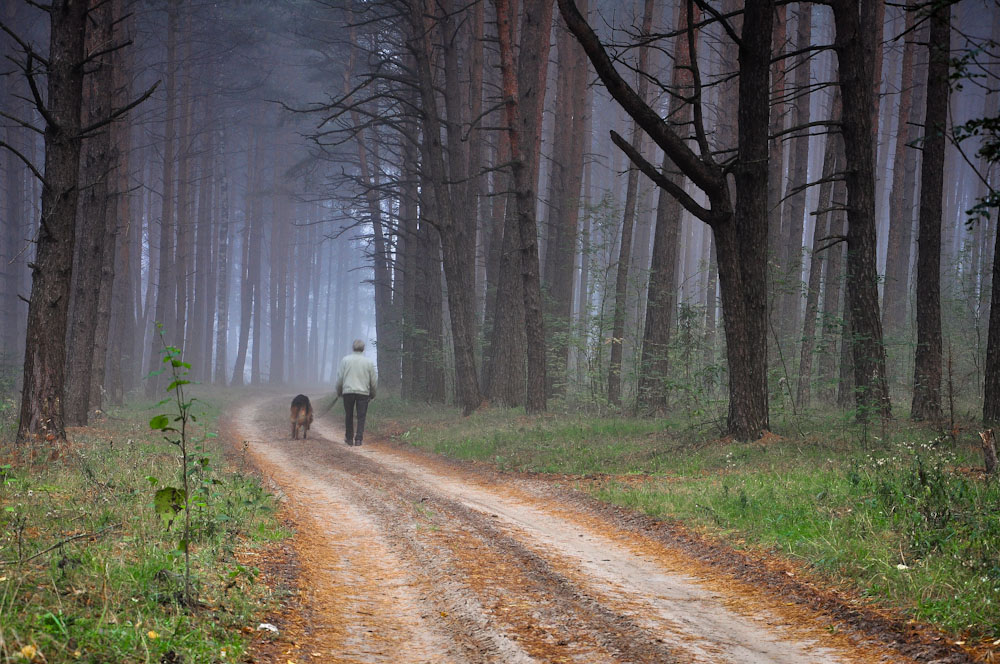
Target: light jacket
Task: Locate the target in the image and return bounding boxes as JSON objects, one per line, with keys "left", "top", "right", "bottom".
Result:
{"left": 336, "top": 352, "right": 377, "bottom": 397}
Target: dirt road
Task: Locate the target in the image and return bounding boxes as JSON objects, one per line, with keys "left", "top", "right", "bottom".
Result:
{"left": 232, "top": 396, "right": 966, "bottom": 664}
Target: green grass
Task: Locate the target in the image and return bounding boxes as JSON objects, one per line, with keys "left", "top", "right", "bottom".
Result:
{"left": 0, "top": 386, "right": 289, "bottom": 663}
{"left": 370, "top": 398, "right": 1000, "bottom": 641}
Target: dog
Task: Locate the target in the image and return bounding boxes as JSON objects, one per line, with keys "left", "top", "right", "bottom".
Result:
{"left": 290, "top": 394, "right": 314, "bottom": 440}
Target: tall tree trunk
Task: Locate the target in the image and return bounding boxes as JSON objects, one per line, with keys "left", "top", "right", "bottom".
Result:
{"left": 409, "top": 0, "right": 482, "bottom": 414}
{"left": 146, "top": 0, "right": 178, "bottom": 397}
{"left": 16, "top": 0, "right": 87, "bottom": 443}
{"left": 911, "top": 2, "right": 950, "bottom": 421}
{"left": 797, "top": 128, "right": 839, "bottom": 409}
{"left": 213, "top": 152, "right": 230, "bottom": 384}
{"left": 607, "top": 0, "right": 653, "bottom": 408}
{"left": 767, "top": 4, "right": 788, "bottom": 344}
{"left": 542, "top": 0, "right": 589, "bottom": 396}
{"left": 64, "top": 0, "right": 114, "bottom": 425}
{"left": 985, "top": 209, "right": 1000, "bottom": 424}
{"left": 268, "top": 155, "right": 288, "bottom": 385}
{"left": 831, "top": 0, "right": 891, "bottom": 420}
{"left": 637, "top": 0, "right": 697, "bottom": 413}
{"left": 882, "top": 3, "right": 920, "bottom": 343}
{"left": 173, "top": 23, "right": 194, "bottom": 356}
{"left": 230, "top": 131, "right": 255, "bottom": 387}
{"left": 105, "top": 0, "right": 134, "bottom": 406}
{"left": 248, "top": 132, "right": 264, "bottom": 386}
{"left": 778, "top": 5, "right": 812, "bottom": 343}
{"left": 495, "top": 0, "right": 553, "bottom": 413}
{"left": 190, "top": 109, "right": 215, "bottom": 381}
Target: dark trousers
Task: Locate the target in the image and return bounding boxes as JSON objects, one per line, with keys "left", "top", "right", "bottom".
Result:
{"left": 343, "top": 393, "right": 370, "bottom": 443}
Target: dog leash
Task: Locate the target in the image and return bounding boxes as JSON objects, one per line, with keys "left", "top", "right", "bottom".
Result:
{"left": 316, "top": 394, "right": 340, "bottom": 417}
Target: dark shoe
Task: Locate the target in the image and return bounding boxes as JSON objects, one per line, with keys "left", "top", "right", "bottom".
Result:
{"left": 354, "top": 441, "right": 363, "bottom": 446}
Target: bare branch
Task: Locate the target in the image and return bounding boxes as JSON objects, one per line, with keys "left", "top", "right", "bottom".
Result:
{"left": 0, "top": 139, "right": 45, "bottom": 184}
{"left": 77, "top": 80, "right": 160, "bottom": 138}
{"left": 0, "top": 111, "right": 43, "bottom": 135}
{"left": 610, "top": 129, "right": 715, "bottom": 225}
{"left": 24, "top": 54, "right": 58, "bottom": 130}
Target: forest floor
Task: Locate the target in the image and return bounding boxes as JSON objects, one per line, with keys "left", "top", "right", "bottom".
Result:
{"left": 227, "top": 394, "right": 976, "bottom": 664}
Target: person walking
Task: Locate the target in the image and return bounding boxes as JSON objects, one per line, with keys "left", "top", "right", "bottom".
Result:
{"left": 336, "top": 339, "right": 377, "bottom": 446}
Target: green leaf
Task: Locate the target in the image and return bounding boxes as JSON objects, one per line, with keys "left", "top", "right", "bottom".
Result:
{"left": 153, "top": 487, "right": 186, "bottom": 529}
{"left": 166, "top": 380, "right": 190, "bottom": 392}
{"left": 146, "top": 476, "right": 159, "bottom": 486}
{"left": 177, "top": 539, "right": 188, "bottom": 553}
{"left": 149, "top": 414, "right": 170, "bottom": 430}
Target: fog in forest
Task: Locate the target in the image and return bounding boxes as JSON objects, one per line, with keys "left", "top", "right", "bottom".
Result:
{"left": 1, "top": 0, "right": 1000, "bottom": 443}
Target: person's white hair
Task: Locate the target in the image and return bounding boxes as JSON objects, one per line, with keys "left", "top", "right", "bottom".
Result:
{"left": 352, "top": 339, "right": 365, "bottom": 352}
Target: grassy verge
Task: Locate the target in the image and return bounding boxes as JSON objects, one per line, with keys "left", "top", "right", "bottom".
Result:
{"left": 369, "top": 397, "right": 1000, "bottom": 641}
{"left": 0, "top": 386, "right": 289, "bottom": 664}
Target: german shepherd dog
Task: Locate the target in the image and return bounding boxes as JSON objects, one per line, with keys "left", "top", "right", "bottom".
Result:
{"left": 290, "top": 394, "right": 314, "bottom": 439}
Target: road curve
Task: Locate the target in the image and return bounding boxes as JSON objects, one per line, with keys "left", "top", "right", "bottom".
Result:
{"left": 233, "top": 395, "right": 925, "bottom": 664}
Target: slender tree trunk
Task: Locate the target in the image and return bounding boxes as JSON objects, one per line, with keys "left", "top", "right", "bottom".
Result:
{"left": 985, "top": 210, "right": 1000, "bottom": 423}
{"left": 637, "top": 0, "right": 696, "bottom": 412}
{"left": 173, "top": 25, "right": 194, "bottom": 355}
{"left": 190, "top": 110, "right": 214, "bottom": 381}
{"left": 542, "top": 0, "right": 589, "bottom": 396}
{"left": 831, "top": 0, "right": 891, "bottom": 420}
{"left": 882, "top": 4, "right": 920, "bottom": 343}
{"left": 64, "top": 0, "right": 114, "bottom": 425}
{"left": 608, "top": 0, "right": 653, "bottom": 408}
{"left": 105, "top": 0, "right": 134, "bottom": 405}
{"left": 797, "top": 130, "right": 839, "bottom": 409}
{"left": 911, "top": 2, "right": 949, "bottom": 421}
{"left": 213, "top": 154, "right": 230, "bottom": 384}
{"left": 146, "top": 0, "right": 178, "bottom": 397}
{"left": 248, "top": 132, "right": 264, "bottom": 386}
{"left": 16, "top": 0, "right": 88, "bottom": 443}
{"left": 268, "top": 156, "right": 288, "bottom": 385}
{"left": 230, "top": 131, "right": 255, "bottom": 387}
{"left": 767, "top": 5, "right": 788, "bottom": 345}
{"left": 778, "top": 5, "right": 812, "bottom": 343}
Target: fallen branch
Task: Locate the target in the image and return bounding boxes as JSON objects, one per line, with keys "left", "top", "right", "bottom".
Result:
{"left": 0, "top": 523, "right": 121, "bottom": 566}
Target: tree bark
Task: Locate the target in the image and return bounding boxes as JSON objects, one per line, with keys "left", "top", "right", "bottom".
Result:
{"left": 408, "top": 0, "right": 483, "bottom": 414}
{"left": 911, "top": 2, "right": 950, "bottom": 422}
{"left": 637, "top": 0, "right": 697, "bottom": 413}
{"left": 882, "top": 4, "right": 920, "bottom": 343}
{"left": 16, "top": 0, "right": 88, "bottom": 443}
{"left": 831, "top": 0, "right": 891, "bottom": 420}
{"left": 64, "top": 0, "right": 114, "bottom": 425}
{"left": 542, "top": 1, "right": 589, "bottom": 396}
{"left": 985, "top": 211, "right": 1000, "bottom": 421}
{"left": 495, "top": 0, "right": 552, "bottom": 413}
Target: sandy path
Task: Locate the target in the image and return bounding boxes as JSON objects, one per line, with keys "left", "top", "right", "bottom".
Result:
{"left": 233, "top": 395, "right": 936, "bottom": 663}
